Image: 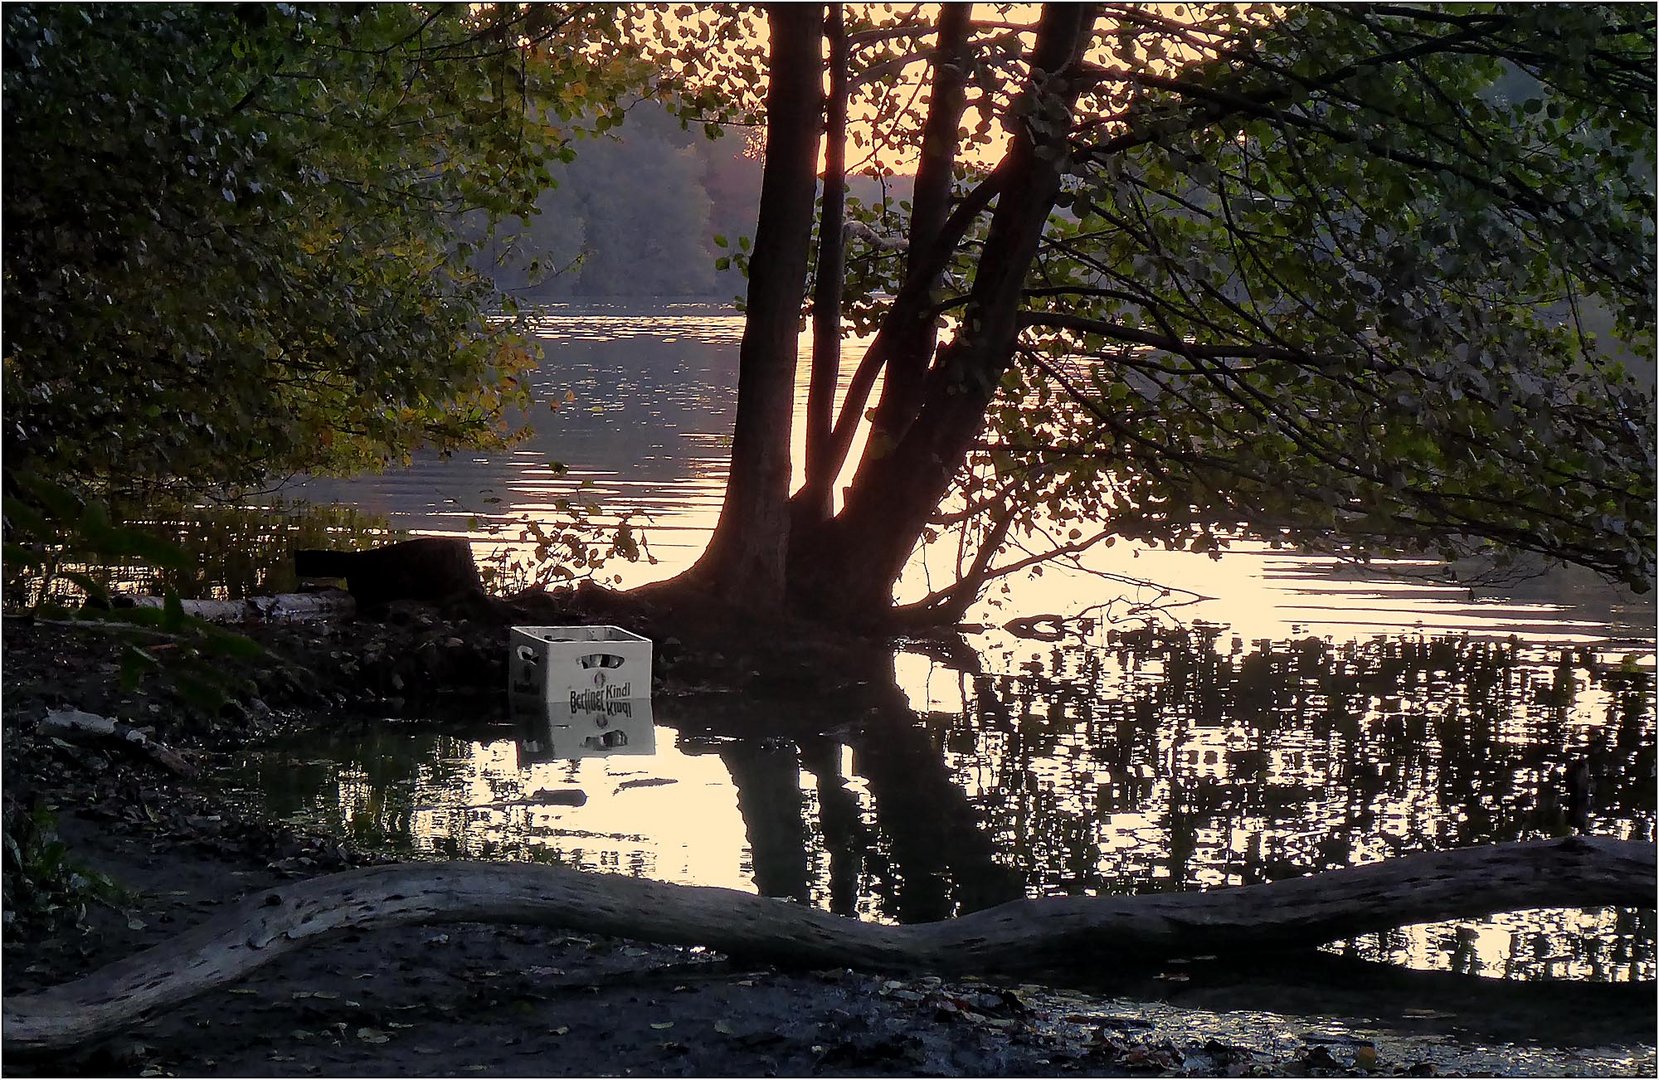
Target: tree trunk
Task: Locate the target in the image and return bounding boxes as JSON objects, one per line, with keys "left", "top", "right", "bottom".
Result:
{"left": 6, "top": 838, "right": 1651, "bottom": 1053}
{"left": 800, "top": 4, "right": 849, "bottom": 528}
{"left": 688, "top": 4, "right": 824, "bottom": 609}
{"left": 867, "top": 2, "right": 975, "bottom": 444}
{"left": 793, "top": 3, "right": 976, "bottom": 519}
{"left": 792, "top": 4, "right": 1098, "bottom": 626}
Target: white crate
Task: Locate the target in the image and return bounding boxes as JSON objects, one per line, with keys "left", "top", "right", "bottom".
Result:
{"left": 512, "top": 696, "right": 656, "bottom": 762}
{"left": 508, "top": 624, "right": 653, "bottom": 707}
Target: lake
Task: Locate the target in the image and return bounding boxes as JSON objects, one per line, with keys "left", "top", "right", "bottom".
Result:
{"left": 214, "top": 302, "right": 1654, "bottom": 985}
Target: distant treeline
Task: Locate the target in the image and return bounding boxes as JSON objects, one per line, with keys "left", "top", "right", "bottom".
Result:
{"left": 474, "top": 103, "right": 909, "bottom": 300}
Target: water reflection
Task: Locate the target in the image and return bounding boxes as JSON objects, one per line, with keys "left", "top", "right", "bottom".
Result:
{"left": 946, "top": 629, "right": 1655, "bottom": 893}
{"left": 217, "top": 624, "right": 1655, "bottom": 982}
{"left": 514, "top": 698, "right": 657, "bottom": 761}
{"left": 927, "top": 627, "right": 1656, "bottom": 979}
{"left": 293, "top": 302, "right": 746, "bottom": 579}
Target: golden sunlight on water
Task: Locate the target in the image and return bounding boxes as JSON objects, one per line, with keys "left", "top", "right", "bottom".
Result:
{"left": 413, "top": 727, "right": 753, "bottom": 891}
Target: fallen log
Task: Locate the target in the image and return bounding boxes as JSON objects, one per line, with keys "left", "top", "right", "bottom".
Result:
{"left": 4, "top": 837, "right": 1652, "bottom": 1053}
{"left": 38, "top": 708, "right": 196, "bottom": 778}
{"left": 124, "top": 589, "right": 355, "bottom": 624}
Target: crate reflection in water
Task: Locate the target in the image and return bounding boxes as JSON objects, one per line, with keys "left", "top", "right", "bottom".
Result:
{"left": 512, "top": 695, "right": 657, "bottom": 763}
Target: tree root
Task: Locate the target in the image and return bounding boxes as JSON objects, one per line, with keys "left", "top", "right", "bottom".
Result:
{"left": 4, "top": 837, "right": 1652, "bottom": 1053}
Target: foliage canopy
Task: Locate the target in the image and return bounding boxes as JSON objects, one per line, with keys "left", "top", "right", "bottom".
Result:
{"left": 3, "top": 3, "right": 641, "bottom": 491}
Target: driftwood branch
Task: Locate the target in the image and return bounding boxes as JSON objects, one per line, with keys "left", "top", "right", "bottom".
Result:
{"left": 4, "top": 838, "right": 1651, "bottom": 1053}
{"left": 38, "top": 708, "right": 197, "bottom": 778}
{"left": 125, "top": 590, "right": 355, "bottom": 624}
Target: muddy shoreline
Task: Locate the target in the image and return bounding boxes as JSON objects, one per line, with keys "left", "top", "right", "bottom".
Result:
{"left": 2, "top": 607, "right": 1654, "bottom": 1077}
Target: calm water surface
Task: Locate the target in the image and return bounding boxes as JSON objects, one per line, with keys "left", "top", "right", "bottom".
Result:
{"left": 219, "top": 303, "right": 1655, "bottom": 988}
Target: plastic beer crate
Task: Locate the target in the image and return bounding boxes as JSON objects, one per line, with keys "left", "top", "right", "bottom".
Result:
{"left": 508, "top": 624, "right": 653, "bottom": 708}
